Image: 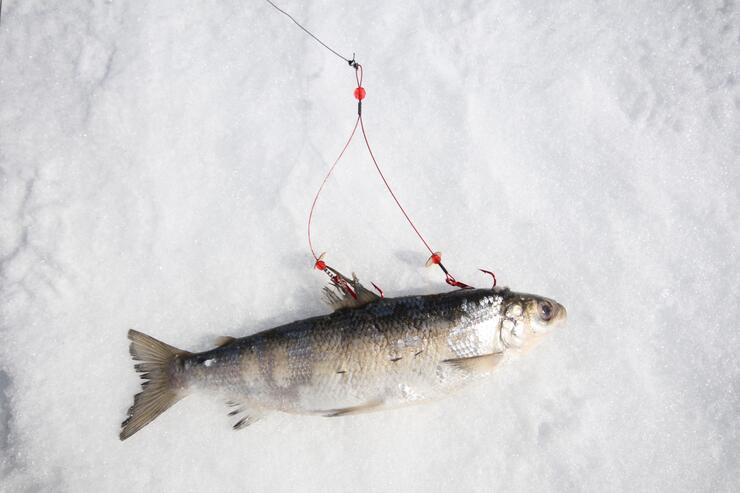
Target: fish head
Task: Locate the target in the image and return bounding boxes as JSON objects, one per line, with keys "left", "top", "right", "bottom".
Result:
{"left": 497, "top": 289, "right": 567, "bottom": 352}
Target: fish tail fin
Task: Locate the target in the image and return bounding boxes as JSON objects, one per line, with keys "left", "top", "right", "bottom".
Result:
{"left": 120, "top": 329, "right": 191, "bottom": 441}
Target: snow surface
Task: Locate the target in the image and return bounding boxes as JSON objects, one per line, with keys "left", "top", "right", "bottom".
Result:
{"left": 1, "top": 1, "right": 738, "bottom": 491}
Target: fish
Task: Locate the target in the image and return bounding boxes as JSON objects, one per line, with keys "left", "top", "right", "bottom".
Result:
{"left": 119, "top": 275, "right": 566, "bottom": 440}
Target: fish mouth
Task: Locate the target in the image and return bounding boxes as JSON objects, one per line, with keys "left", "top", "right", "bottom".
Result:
{"left": 555, "top": 304, "right": 568, "bottom": 325}
{"left": 543, "top": 303, "right": 567, "bottom": 332}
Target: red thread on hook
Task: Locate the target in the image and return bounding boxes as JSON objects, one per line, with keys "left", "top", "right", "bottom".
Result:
{"left": 371, "top": 282, "right": 384, "bottom": 298}
{"left": 445, "top": 274, "right": 472, "bottom": 289}
{"left": 330, "top": 271, "right": 358, "bottom": 300}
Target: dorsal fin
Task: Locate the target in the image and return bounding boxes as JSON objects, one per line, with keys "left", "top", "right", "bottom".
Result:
{"left": 214, "top": 336, "right": 236, "bottom": 348}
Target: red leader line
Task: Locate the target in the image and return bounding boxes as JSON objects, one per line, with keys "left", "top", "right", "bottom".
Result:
{"left": 357, "top": 104, "right": 435, "bottom": 255}
{"left": 265, "top": 0, "right": 484, "bottom": 289}
{"left": 307, "top": 63, "right": 474, "bottom": 289}
{"left": 355, "top": 63, "right": 434, "bottom": 256}
{"left": 308, "top": 65, "right": 436, "bottom": 261}
{"left": 353, "top": 65, "right": 472, "bottom": 288}
{"left": 307, "top": 115, "right": 360, "bottom": 261}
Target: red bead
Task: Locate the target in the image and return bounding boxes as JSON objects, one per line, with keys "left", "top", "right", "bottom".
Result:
{"left": 314, "top": 260, "right": 326, "bottom": 270}
{"left": 354, "top": 87, "right": 366, "bottom": 100}
{"left": 431, "top": 254, "right": 441, "bottom": 264}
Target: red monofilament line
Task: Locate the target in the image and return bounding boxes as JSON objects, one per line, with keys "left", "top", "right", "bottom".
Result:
{"left": 353, "top": 66, "right": 474, "bottom": 288}
{"left": 264, "top": 0, "right": 481, "bottom": 289}
{"left": 308, "top": 63, "right": 435, "bottom": 262}
{"left": 308, "top": 63, "right": 473, "bottom": 289}
{"left": 306, "top": 65, "right": 365, "bottom": 264}
{"left": 358, "top": 113, "right": 435, "bottom": 257}
{"left": 307, "top": 115, "right": 360, "bottom": 261}
{"left": 355, "top": 64, "right": 363, "bottom": 89}
{"left": 352, "top": 64, "right": 436, "bottom": 256}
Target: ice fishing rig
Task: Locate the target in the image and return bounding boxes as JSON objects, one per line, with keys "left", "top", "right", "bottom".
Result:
{"left": 264, "top": 0, "right": 496, "bottom": 298}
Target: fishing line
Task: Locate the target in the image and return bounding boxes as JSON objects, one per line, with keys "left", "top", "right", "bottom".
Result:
{"left": 307, "top": 115, "right": 360, "bottom": 261}
{"left": 263, "top": 0, "right": 356, "bottom": 67}
{"left": 263, "top": 0, "right": 483, "bottom": 290}
{"left": 358, "top": 104, "right": 434, "bottom": 257}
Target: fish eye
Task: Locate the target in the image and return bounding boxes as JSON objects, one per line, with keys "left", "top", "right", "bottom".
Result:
{"left": 538, "top": 301, "right": 554, "bottom": 321}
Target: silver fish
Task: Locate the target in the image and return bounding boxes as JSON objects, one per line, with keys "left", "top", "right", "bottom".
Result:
{"left": 119, "top": 279, "right": 566, "bottom": 440}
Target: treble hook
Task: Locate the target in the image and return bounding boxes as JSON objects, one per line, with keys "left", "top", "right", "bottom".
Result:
{"left": 313, "top": 254, "right": 358, "bottom": 300}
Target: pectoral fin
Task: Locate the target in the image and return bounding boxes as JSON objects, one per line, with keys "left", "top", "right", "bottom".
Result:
{"left": 215, "top": 336, "right": 236, "bottom": 348}
{"left": 319, "top": 398, "right": 385, "bottom": 417}
{"left": 442, "top": 352, "right": 505, "bottom": 373}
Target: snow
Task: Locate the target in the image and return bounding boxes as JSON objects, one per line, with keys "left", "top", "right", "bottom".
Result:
{"left": 1, "top": 0, "right": 738, "bottom": 491}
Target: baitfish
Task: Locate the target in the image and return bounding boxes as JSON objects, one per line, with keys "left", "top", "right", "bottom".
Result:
{"left": 119, "top": 275, "right": 566, "bottom": 440}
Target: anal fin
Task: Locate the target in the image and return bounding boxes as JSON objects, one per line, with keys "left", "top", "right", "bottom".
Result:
{"left": 442, "top": 352, "right": 505, "bottom": 373}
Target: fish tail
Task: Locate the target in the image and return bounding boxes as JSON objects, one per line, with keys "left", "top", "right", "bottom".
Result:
{"left": 120, "top": 329, "right": 191, "bottom": 441}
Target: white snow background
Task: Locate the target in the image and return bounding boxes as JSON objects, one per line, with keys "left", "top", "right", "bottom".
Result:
{"left": 1, "top": 0, "right": 738, "bottom": 491}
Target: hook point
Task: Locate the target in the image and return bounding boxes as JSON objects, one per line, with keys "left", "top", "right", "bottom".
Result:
{"left": 479, "top": 269, "right": 497, "bottom": 288}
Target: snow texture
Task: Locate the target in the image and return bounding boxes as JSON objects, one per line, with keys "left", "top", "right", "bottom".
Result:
{"left": 1, "top": 0, "right": 738, "bottom": 491}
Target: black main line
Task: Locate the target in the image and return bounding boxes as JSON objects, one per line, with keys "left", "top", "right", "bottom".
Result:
{"left": 263, "top": 0, "right": 352, "bottom": 65}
